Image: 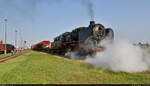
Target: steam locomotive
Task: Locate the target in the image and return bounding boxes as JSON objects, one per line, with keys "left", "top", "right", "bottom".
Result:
{"left": 32, "top": 21, "right": 114, "bottom": 59}
{"left": 50, "top": 21, "right": 114, "bottom": 56}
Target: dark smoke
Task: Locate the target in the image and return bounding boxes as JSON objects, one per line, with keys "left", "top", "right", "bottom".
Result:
{"left": 0, "top": 0, "right": 94, "bottom": 21}
{"left": 0, "top": 0, "right": 39, "bottom": 21}
{"left": 81, "top": 0, "right": 95, "bottom": 21}
{"left": 0, "top": 0, "right": 61, "bottom": 21}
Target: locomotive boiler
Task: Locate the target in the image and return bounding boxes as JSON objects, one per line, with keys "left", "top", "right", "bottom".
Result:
{"left": 50, "top": 21, "right": 114, "bottom": 57}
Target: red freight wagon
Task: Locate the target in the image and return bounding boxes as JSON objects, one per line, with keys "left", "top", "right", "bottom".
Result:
{"left": 0, "top": 44, "right": 15, "bottom": 53}
{"left": 32, "top": 41, "right": 50, "bottom": 51}
{"left": 0, "top": 44, "right": 5, "bottom": 52}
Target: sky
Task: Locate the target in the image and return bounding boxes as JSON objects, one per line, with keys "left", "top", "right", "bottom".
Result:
{"left": 0, "top": 0, "right": 150, "bottom": 47}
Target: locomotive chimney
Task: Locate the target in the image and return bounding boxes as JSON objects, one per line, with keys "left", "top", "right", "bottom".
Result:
{"left": 89, "top": 21, "right": 95, "bottom": 28}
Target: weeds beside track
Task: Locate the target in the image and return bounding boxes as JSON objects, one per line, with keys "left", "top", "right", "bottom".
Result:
{"left": 0, "top": 50, "right": 30, "bottom": 63}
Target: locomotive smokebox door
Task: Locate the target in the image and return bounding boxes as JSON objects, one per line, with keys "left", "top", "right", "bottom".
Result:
{"left": 92, "top": 24, "right": 106, "bottom": 41}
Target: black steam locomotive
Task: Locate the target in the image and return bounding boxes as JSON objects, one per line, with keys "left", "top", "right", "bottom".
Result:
{"left": 50, "top": 21, "right": 114, "bottom": 58}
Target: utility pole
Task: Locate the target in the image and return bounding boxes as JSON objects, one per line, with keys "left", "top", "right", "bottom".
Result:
{"left": 4, "top": 19, "right": 7, "bottom": 54}
{"left": 0, "top": 17, "right": 3, "bottom": 44}
{"left": 0, "top": 18, "right": 1, "bottom": 42}
{"left": 0, "top": 21, "right": 1, "bottom": 42}
{"left": 0, "top": 21, "right": 1, "bottom": 41}
{"left": 24, "top": 41, "right": 27, "bottom": 50}
{"left": 19, "top": 28, "right": 23, "bottom": 49}
{"left": 15, "top": 30, "right": 18, "bottom": 48}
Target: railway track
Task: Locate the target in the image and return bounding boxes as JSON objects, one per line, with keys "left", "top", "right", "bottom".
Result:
{"left": 0, "top": 50, "right": 30, "bottom": 63}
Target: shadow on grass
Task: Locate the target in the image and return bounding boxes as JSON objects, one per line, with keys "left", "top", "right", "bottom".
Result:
{"left": 103, "top": 69, "right": 130, "bottom": 75}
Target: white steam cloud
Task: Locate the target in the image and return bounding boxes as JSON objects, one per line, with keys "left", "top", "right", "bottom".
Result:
{"left": 66, "top": 38, "right": 150, "bottom": 72}
{"left": 85, "top": 39, "right": 150, "bottom": 72}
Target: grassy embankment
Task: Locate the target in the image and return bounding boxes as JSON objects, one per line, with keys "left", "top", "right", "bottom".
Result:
{"left": 0, "top": 51, "right": 149, "bottom": 84}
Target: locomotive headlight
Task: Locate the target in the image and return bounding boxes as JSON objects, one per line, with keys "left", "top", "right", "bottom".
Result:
{"left": 94, "top": 26, "right": 99, "bottom": 32}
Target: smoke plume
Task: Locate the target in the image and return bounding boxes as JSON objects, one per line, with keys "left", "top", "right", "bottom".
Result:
{"left": 0, "top": 0, "right": 38, "bottom": 20}
{"left": 81, "top": 0, "right": 95, "bottom": 21}
{"left": 1, "top": 0, "right": 94, "bottom": 21}
{"left": 0, "top": 0, "right": 60, "bottom": 21}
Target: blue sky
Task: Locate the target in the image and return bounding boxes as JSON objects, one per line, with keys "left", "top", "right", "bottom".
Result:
{"left": 0, "top": 0, "right": 150, "bottom": 47}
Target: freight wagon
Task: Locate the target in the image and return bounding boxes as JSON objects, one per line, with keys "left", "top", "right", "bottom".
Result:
{"left": 32, "top": 41, "right": 50, "bottom": 51}
{"left": 0, "top": 44, "right": 15, "bottom": 54}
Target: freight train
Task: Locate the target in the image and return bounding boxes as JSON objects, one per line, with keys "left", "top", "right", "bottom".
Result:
{"left": 32, "top": 21, "right": 114, "bottom": 58}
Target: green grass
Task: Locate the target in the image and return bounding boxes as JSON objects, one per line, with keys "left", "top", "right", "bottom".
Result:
{"left": 0, "top": 51, "right": 24, "bottom": 59}
{"left": 0, "top": 51, "right": 149, "bottom": 84}
{"left": 0, "top": 53, "right": 12, "bottom": 58}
